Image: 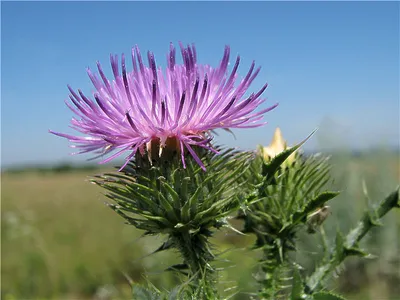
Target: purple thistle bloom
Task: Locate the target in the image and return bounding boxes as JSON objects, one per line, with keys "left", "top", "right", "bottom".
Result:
{"left": 50, "top": 43, "right": 277, "bottom": 170}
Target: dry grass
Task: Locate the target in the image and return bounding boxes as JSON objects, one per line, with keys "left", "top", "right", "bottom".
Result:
{"left": 2, "top": 150, "right": 399, "bottom": 299}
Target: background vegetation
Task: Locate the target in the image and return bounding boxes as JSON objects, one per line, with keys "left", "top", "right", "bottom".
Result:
{"left": 2, "top": 149, "right": 399, "bottom": 300}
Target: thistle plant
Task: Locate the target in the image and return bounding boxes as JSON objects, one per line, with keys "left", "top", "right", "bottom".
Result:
{"left": 49, "top": 42, "right": 399, "bottom": 300}
{"left": 50, "top": 43, "right": 277, "bottom": 298}
{"left": 240, "top": 129, "right": 399, "bottom": 300}
{"left": 96, "top": 147, "right": 255, "bottom": 298}
{"left": 236, "top": 128, "right": 336, "bottom": 299}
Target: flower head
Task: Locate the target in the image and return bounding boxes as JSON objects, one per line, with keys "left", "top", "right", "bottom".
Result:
{"left": 50, "top": 43, "right": 277, "bottom": 170}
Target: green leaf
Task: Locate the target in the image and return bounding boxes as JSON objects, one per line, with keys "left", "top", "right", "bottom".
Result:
{"left": 312, "top": 291, "right": 346, "bottom": 300}
{"left": 291, "top": 267, "right": 305, "bottom": 300}
{"left": 165, "top": 263, "right": 189, "bottom": 274}
{"left": 343, "top": 246, "right": 369, "bottom": 257}
{"left": 132, "top": 284, "right": 159, "bottom": 300}
{"left": 167, "top": 286, "right": 184, "bottom": 300}
{"left": 334, "top": 230, "right": 345, "bottom": 261}
{"left": 285, "top": 154, "right": 331, "bottom": 212}
{"left": 292, "top": 191, "right": 340, "bottom": 224}
{"left": 262, "top": 129, "right": 317, "bottom": 182}
{"left": 151, "top": 239, "right": 174, "bottom": 254}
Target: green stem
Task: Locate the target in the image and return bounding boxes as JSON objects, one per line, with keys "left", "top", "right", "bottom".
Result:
{"left": 306, "top": 187, "right": 399, "bottom": 293}
{"left": 172, "top": 230, "right": 217, "bottom": 298}
{"left": 257, "top": 234, "right": 293, "bottom": 299}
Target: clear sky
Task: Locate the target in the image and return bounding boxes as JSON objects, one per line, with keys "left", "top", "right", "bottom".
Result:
{"left": 1, "top": 1, "right": 399, "bottom": 168}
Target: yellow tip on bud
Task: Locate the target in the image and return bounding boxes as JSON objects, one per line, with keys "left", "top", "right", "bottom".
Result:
{"left": 261, "top": 127, "right": 297, "bottom": 166}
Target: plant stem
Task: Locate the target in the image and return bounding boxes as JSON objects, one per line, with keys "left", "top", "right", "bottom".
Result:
{"left": 306, "top": 187, "right": 399, "bottom": 293}
{"left": 172, "top": 230, "right": 217, "bottom": 297}
{"left": 256, "top": 233, "right": 294, "bottom": 299}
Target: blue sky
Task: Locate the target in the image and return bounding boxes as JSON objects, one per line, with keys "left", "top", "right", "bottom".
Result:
{"left": 2, "top": 2, "right": 399, "bottom": 168}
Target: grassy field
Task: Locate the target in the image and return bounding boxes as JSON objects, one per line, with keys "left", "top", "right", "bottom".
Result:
{"left": 2, "top": 149, "right": 399, "bottom": 299}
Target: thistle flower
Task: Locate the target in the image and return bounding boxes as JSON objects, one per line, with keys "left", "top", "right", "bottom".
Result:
{"left": 50, "top": 43, "right": 277, "bottom": 170}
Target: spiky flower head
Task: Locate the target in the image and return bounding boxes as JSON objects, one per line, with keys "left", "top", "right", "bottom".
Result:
{"left": 50, "top": 43, "right": 277, "bottom": 170}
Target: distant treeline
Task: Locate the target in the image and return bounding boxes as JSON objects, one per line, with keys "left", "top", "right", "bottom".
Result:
{"left": 2, "top": 163, "right": 105, "bottom": 174}
{"left": 2, "top": 147, "right": 398, "bottom": 174}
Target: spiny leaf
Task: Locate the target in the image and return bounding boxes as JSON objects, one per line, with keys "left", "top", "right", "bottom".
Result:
{"left": 166, "top": 263, "right": 189, "bottom": 272}
{"left": 343, "top": 246, "right": 369, "bottom": 257}
{"left": 290, "top": 267, "right": 304, "bottom": 300}
{"left": 334, "top": 230, "right": 345, "bottom": 261}
{"left": 132, "top": 284, "right": 160, "bottom": 300}
{"left": 292, "top": 191, "right": 340, "bottom": 224}
{"left": 152, "top": 239, "right": 174, "bottom": 254}
{"left": 261, "top": 129, "right": 317, "bottom": 182}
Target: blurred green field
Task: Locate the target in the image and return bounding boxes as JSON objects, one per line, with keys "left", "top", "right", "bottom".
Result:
{"left": 2, "top": 149, "right": 399, "bottom": 300}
